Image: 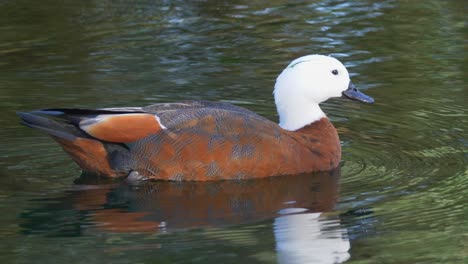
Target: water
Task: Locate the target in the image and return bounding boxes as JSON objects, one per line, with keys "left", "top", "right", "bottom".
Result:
{"left": 0, "top": 0, "right": 466, "bottom": 263}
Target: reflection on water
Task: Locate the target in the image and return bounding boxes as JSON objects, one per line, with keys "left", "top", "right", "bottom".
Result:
{"left": 23, "top": 170, "right": 340, "bottom": 232}
{"left": 275, "top": 212, "right": 349, "bottom": 264}
{"left": 22, "top": 170, "right": 351, "bottom": 263}
{"left": 0, "top": 0, "right": 466, "bottom": 263}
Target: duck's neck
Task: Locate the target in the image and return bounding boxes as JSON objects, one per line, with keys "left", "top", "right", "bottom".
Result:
{"left": 277, "top": 102, "right": 326, "bottom": 131}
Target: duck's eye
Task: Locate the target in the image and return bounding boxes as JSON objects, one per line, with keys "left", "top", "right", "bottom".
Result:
{"left": 332, "top": 69, "right": 339, "bottom": 75}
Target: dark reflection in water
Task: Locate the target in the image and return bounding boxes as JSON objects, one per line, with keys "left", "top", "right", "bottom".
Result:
{"left": 22, "top": 169, "right": 351, "bottom": 263}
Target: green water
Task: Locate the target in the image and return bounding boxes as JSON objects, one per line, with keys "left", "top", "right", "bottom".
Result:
{"left": 0, "top": 0, "right": 466, "bottom": 263}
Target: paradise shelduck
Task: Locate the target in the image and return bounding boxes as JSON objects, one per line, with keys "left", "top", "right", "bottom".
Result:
{"left": 18, "top": 55, "right": 374, "bottom": 181}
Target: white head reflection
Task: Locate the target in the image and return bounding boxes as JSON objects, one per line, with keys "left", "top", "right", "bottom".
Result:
{"left": 274, "top": 210, "right": 350, "bottom": 264}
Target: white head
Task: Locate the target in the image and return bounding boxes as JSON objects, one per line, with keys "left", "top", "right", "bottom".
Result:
{"left": 273, "top": 55, "right": 372, "bottom": 131}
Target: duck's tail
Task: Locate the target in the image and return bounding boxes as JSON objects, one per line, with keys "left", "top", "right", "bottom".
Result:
{"left": 18, "top": 111, "right": 130, "bottom": 177}
{"left": 18, "top": 111, "right": 86, "bottom": 141}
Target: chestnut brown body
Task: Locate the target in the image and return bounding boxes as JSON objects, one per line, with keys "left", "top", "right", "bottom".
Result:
{"left": 19, "top": 101, "right": 341, "bottom": 181}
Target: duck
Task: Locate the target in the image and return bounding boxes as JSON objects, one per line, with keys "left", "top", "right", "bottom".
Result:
{"left": 18, "top": 55, "right": 374, "bottom": 181}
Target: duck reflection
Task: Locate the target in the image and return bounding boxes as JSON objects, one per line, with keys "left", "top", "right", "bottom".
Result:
{"left": 274, "top": 205, "right": 350, "bottom": 264}
{"left": 72, "top": 169, "right": 339, "bottom": 229}
{"left": 22, "top": 168, "right": 349, "bottom": 263}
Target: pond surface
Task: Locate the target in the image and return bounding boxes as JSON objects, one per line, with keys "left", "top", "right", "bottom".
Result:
{"left": 0, "top": 0, "right": 466, "bottom": 263}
